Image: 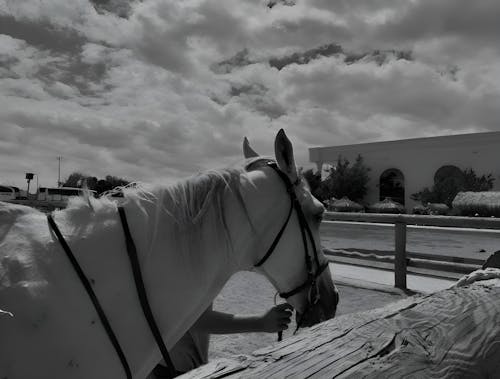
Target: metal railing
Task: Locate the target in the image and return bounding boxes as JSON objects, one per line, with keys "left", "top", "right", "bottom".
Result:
{"left": 322, "top": 212, "right": 500, "bottom": 290}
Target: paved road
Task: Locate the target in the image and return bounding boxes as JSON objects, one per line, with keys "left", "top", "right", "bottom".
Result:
{"left": 321, "top": 221, "right": 500, "bottom": 260}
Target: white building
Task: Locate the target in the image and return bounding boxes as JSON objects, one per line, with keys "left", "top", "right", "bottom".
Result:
{"left": 309, "top": 131, "right": 500, "bottom": 210}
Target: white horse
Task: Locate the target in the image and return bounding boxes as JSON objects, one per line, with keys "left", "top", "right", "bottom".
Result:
{"left": 0, "top": 129, "right": 338, "bottom": 379}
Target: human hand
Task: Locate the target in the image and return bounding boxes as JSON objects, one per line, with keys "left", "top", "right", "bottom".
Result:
{"left": 259, "top": 303, "right": 293, "bottom": 333}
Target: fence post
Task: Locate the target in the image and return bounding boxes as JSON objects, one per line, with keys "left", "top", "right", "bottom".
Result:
{"left": 394, "top": 221, "right": 407, "bottom": 290}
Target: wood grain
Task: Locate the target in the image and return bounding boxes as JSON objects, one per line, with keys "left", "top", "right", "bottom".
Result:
{"left": 180, "top": 277, "right": 500, "bottom": 379}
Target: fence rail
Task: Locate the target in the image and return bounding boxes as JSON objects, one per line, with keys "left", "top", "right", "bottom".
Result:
{"left": 322, "top": 212, "right": 500, "bottom": 290}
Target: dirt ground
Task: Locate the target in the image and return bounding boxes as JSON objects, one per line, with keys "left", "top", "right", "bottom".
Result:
{"left": 209, "top": 270, "right": 408, "bottom": 360}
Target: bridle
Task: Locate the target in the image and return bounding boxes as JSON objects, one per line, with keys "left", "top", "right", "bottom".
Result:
{"left": 253, "top": 162, "right": 330, "bottom": 334}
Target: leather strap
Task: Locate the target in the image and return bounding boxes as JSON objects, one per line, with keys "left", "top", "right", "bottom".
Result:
{"left": 118, "top": 207, "right": 176, "bottom": 378}
{"left": 47, "top": 214, "right": 132, "bottom": 379}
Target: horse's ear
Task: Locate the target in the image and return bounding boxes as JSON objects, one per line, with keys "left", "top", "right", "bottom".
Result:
{"left": 243, "top": 137, "right": 259, "bottom": 158}
{"left": 274, "top": 129, "right": 298, "bottom": 183}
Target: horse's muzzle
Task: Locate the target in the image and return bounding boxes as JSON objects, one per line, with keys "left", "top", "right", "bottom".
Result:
{"left": 296, "top": 272, "right": 339, "bottom": 327}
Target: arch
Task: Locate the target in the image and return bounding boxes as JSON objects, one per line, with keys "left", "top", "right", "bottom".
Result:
{"left": 434, "top": 165, "right": 464, "bottom": 185}
{"left": 379, "top": 168, "right": 405, "bottom": 205}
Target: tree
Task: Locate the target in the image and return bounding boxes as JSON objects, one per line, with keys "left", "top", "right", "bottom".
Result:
{"left": 412, "top": 167, "right": 495, "bottom": 207}
{"left": 302, "top": 168, "right": 324, "bottom": 200}
{"left": 61, "top": 172, "right": 131, "bottom": 196}
{"left": 462, "top": 168, "right": 494, "bottom": 192}
{"left": 62, "top": 172, "right": 88, "bottom": 188}
{"left": 321, "top": 154, "right": 370, "bottom": 202}
{"left": 104, "top": 175, "right": 130, "bottom": 189}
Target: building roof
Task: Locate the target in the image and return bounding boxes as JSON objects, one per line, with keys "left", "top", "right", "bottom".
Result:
{"left": 310, "top": 131, "right": 500, "bottom": 162}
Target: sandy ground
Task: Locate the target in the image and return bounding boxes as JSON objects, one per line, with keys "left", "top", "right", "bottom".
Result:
{"left": 209, "top": 270, "right": 408, "bottom": 360}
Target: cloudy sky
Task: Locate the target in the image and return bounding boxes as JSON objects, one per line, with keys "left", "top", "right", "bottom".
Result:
{"left": 1, "top": 0, "right": 499, "bottom": 189}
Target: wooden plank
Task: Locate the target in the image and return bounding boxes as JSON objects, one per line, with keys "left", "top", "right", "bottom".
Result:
{"left": 409, "top": 257, "right": 479, "bottom": 274}
{"left": 323, "top": 212, "right": 500, "bottom": 230}
{"left": 405, "top": 266, "right": 464, "bottom": 281}
{"left": 394, "top": 222, "right": 407, "bottom": 289}
{"left": 181, "top": 274, "right": 500, "bottom": 379}
{"left": 325, "top": 255, "right": 395, "bottom": 271}
{"left": 324, "top": 249, "right": 481, "bottom": 275}
{"left": 323, "top": 247, "right": 485, "bottom": 266}
{"left": 326, "top": 255, "right": 465, "bottom": 280}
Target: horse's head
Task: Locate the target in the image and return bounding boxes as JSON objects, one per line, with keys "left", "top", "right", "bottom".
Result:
{"left": 241, "top": 130, "right": 339, "bottom": 327}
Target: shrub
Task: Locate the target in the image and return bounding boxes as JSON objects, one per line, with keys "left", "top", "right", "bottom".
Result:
{"left": 427, "top": 203, "right": 450, "bottom": 215}
{"left": 452, "top": 192, "right": 500, "bottom": 217}
{"left": 412, "top": 167, "right": 495, "bottom": 207}
{"left": 412, "top": 204, "right": 430, "bottom": 215}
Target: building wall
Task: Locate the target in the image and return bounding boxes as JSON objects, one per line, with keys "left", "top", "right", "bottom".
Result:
{"left": 309, "top": 132, "right": 500, "bottom": 210}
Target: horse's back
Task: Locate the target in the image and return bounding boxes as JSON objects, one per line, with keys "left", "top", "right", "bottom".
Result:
{"left": 0, "top": 203, "right": 122, "bottom": 379}
{"left": 0, "top": 201, "right": 39, "bottom": 241}
{"left": 0, "top": 201, "right": 45, "bottom": 297}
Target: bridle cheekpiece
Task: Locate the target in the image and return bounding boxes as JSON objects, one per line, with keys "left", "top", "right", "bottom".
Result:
{"left": 253, "top": 162, "right": 329, "bottom": 332}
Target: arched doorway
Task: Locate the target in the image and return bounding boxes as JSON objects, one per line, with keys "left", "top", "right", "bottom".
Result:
{"left": 434, "top": 165, "right": 464, "bottom": 186}
{"left": 433, "top": 165, "right": 465, "bottom": 206}
{"left": 380, "top": 169, "right": 405, "bottom": 205}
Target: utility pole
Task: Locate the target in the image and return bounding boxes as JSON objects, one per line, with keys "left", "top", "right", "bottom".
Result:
{"left": 25, "top": 173, "right": 34, "bottom": 198}
{"left": 57, "top": 156, "right": 62, "bottom": 187}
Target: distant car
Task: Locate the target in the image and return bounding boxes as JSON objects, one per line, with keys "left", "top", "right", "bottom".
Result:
{"left": 37, "top": 187, "right": 96, "bottom": 201}
{"left": 0, "top": 185, "right": 20, "bottom": 201}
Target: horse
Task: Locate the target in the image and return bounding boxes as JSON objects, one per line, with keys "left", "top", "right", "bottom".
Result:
{"left": 0, "top": 129, "right": 338, "bottom": 379}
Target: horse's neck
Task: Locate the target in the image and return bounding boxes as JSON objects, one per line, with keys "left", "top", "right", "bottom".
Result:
{"left": 59, "top": 175, "right": 278, "bottom": 377}
{"left": 60, "top": 201, "right": 236, "bottom": 377}
{"left": 225, "top": 169, "right": 291, "bottom": 269}
{"left": 123, "top": 197, "right": 239, "bottom": 375}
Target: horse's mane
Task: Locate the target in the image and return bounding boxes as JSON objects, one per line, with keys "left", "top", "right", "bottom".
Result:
{"left": 130, "top": 157, "right": 272, "bottom": 265}
{"left": 122, "top": 157, "right": 272, "bottom": 227}
{"left": 63, "top": 157, "right": 273, "bottom": 266}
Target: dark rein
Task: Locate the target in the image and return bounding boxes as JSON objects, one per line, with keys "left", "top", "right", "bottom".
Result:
{"left": 46, "top": 161, "right": 329, "bottom": 378}
{"left": 47, "top": 209, "right": 176, "bottom": 379}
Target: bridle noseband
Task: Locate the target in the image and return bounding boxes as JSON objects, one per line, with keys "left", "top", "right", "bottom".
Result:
{"left": 253, "top": 162, "right": 329, "bottom": 332}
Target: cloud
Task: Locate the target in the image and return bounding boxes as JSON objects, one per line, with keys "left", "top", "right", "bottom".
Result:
{"left": 0, "top": 0, "right": 499, "bottom": 189}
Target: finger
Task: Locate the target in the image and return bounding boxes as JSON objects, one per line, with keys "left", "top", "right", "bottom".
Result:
{"left": 276, "top": 312, "right": 291, "bottom": 320}
{"left": 276, "top": 308, "right": 293, "bottom": 317}
{"left": 276, "top": 303, "right": 294, "bottom": 311}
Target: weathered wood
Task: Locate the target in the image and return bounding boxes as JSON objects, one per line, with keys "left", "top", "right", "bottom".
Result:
{"left": 324, "top": 249, "right": 482, "bottom": 275}
{"left": 325, "top": 254, "right": 470, "bottom": 280}
{"left": 324, "top": 247, "right": 485, "bottom": 266}
{"left": 394, "top": 222, "right": 407, "bottom": 290}
{"left": 181, "top": 272, "right": 500, "bottom": 379}
{"left": 323, "top": 212, "right": 500, "bottom": 230}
